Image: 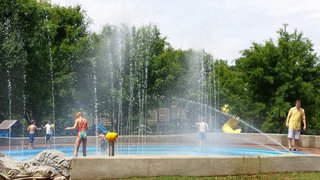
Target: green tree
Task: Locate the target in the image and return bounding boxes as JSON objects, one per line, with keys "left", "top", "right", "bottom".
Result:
{"left": 0, "top": 0, "right": 91, "bottom": 136}
{"left": 149, "top": 48, "right": 189, "bottom": 97}
{"left": 235, "top": 25, "right": 319, "bottom": 133}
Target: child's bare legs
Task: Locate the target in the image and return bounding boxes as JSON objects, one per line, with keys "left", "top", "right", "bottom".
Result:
{"left": 29, "top": 134, "right": 34, "bottom": 149}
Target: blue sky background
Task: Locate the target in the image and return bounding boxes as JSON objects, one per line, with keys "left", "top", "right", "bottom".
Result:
{"left": 51, "top": 0, "right": 320, "bottom": 63}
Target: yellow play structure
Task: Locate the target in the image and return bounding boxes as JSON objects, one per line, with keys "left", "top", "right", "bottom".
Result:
{"left": 222, "top": 117, "right": 241, "bottom": 133}
{"left": 221, "top": 104, "right": 241, "bottom": 133}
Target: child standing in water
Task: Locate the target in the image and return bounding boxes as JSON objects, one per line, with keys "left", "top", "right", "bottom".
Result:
{"left": 98, "top": 133, "right": 108, "bottom": 153}
{"left": 44, "top": 120, "right": 54, "bottom": 148}
{"left": 195, "top": 118, "right": 209, "bottom": 147}
{"left": 27, "top": 120, "right": 41, "bottom": 149}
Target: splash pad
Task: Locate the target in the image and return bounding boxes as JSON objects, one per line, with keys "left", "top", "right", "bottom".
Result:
{"left": 1, "top": 133, "right": 320, "bottom": 179}
{"left": 70, "top": 133, "right": 320, "bottom": 179}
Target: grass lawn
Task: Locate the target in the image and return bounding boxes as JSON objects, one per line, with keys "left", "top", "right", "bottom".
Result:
{"left": 121, "top": 172, "right": 320, "bottom": 180}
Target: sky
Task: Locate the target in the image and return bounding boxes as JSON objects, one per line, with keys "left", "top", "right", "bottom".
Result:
{"left": 51, "top": 0, "right": 320, "bottom": 63}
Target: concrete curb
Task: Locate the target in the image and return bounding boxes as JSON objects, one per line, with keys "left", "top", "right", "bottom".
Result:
{"left": 70, "top": 154, "right": 320, "bottom": 179}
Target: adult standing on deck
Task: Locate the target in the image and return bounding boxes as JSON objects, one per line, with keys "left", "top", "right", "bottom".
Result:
{"left": 286, "top": 99, "right": 306, "bottom": 151}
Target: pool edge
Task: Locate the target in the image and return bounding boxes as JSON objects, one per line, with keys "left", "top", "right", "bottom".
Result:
{"left": 70, "top": 154, "right": 320, "bottom": 179}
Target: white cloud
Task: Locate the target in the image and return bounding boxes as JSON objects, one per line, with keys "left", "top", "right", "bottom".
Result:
{"left": 51, "top": 0, "right": 320, "bottom": 62}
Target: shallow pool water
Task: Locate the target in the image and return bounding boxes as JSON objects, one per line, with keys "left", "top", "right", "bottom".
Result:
{"left": 4, "top": 144, "right": 304, "bottom": 161}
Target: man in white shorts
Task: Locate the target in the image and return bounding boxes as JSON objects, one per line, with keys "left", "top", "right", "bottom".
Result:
{"left": 286, "top": 100, "right": 306, "bottom": 151}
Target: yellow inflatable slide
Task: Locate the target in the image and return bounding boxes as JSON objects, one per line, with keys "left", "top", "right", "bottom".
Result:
{"left": 222, "top": 117, "right": 241, "bottom": 133}
{"left": 221, "top": 104, "right": 241, "bottom": 133}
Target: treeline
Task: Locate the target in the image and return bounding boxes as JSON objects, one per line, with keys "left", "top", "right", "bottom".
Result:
{"left": 217, "top": 26, "right": 320, "bottom": 134}
{"left": 0, "top": 0, "right": 319, "bottom": 135}
{"left": 0, "top": 0, "right": 93, "bottom": 135}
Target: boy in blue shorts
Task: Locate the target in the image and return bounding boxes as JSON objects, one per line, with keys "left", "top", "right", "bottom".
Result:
{"left": 27, "top": 120, "right": 41, "bottom": 149}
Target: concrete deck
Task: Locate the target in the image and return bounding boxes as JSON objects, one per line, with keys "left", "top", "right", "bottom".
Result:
{"left": 71, "top": 154, "right": 320, "bottom": 179}
{"left": 69, "top": 133, "right": 320, "bottom": 179}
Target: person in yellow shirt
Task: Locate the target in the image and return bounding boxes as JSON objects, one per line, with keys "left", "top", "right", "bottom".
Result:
{"left": 285, "top": 99, "right": 306, "bottom": 151}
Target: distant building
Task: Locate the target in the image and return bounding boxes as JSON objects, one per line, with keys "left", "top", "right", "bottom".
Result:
{"left": 148, "top": 107, "right": 187, "bottom": 124}
{"left": 0, "top": 120, "right": 23, "bottom": 137}
{"left": 147, "top": 107, "right": 190, "bottom": 134}
{"left": 100, "top": 117, "right": 112, "bottom": 128}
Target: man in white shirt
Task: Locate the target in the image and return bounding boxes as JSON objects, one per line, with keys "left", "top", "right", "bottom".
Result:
{"left": 44, "top": 120, "right": 54, "bottom": 148}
